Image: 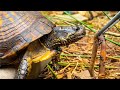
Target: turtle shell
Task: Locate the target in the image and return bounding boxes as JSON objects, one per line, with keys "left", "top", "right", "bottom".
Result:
{"left": 0, "top": 11, "right": 55, "bottom": 64}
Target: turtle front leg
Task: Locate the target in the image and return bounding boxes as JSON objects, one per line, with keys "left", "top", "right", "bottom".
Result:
{"left": 14, "top": 50, "right": 58, "bottom": 79}
{"left": 14, "top": 57, "right": 31, "bottom": 79}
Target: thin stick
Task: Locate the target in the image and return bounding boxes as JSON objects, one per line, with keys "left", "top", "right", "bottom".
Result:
{"left": 71, "top": 62, "right": 78, "bottom": 75}
{"left": 102, "top": 11, "right": 120, "bottom": 32}
{"left": 57, "top": 62, "right": 119, "bottom": 69}
{"left": 47, "top": 64, "right": 58, "bottom": 79}
{"left": 59, "top": 63, "right": 71, "bottom": 73}
{"left": 64, "top": 11, "right": 120, "bottom": 46}
{"left": 60, "top": 53, "right": 120, "bottom": 61}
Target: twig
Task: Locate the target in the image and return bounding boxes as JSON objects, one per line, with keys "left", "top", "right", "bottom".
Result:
{"left": 47, "top": 64, "right": 58, "bottom": 79}
{"left": 51, "top": 16, "right": 77, "bottom": 26}
{"left": 88, "top": 11, "right": 94, "bottom": 20}
{"left": 71, "top": 62, "right": 78, "bottom": 75}
{"left": 102, "top": 11, "right": 120, "bottom": 32}
{"left": 60, "top": 53, "right": 120, "bottom": 61}
{"left": 57, "top": 62, "right": 119, "bottom": 69}
{"left": 45, "top": 12, "right": 120, "bottom": 38}
{"left": 107, "top": 56, "right": 120, "bottom": 61}
{"left": 64, "top": 11, "right": 120, "bottom": 46}
{"left": 59, "top": 63, "right": 71, "bottom": 73}
{"left": 105, "top": 32, "right": 120, "bottom": 37}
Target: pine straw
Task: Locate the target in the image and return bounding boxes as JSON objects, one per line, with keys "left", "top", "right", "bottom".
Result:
{"left": 39, "top": 11, "right": 120, "bottom": 79}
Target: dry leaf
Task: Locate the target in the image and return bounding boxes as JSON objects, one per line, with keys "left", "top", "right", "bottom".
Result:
{"left": 67, "top": 72, "right": 72, "bottom": 79}
{"left": 73, "top": 70, "right": 92, "bottom": 79}
{"left": 57, "top": 73, "right": 64, "bottom": 79}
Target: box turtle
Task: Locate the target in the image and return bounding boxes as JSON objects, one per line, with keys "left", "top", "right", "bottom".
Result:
{"left": 0, "top": 11, "right": 86, "bottom": 79}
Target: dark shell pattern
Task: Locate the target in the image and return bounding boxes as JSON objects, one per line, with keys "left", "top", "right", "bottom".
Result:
{"left": 0, "top": 11, "right": 54, "bottom": 60}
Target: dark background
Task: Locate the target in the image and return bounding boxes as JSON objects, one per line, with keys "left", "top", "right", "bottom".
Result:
{"left": 0, "top": 0, "right": 119, "bottom": 10}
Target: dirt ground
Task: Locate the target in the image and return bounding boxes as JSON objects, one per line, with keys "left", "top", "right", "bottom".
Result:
{"left": 39, "top": 11, "right": 120, "bottom": 79}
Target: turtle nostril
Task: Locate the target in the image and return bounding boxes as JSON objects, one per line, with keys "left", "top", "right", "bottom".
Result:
{"left": 75, "top": 27, "right": 80, "bottom": 31}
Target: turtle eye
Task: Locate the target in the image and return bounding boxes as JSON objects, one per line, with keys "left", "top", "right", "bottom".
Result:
{"left": 76, "top": 27, "right": 79, "bottom": 31}
{"left": 76, "top": 26, "right": 84, "bottom": 31}
{"left": 72, "top": 26, "right": 79, "bottom": 31}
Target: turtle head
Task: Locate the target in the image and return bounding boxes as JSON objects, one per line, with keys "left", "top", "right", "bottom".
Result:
{"left": 52, "top": 26, "right": 86, "bottom": 46}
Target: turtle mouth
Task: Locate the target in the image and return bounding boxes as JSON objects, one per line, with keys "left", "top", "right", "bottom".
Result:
{"left": 60, "top": 33, "right": 85, "bottom": 46}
